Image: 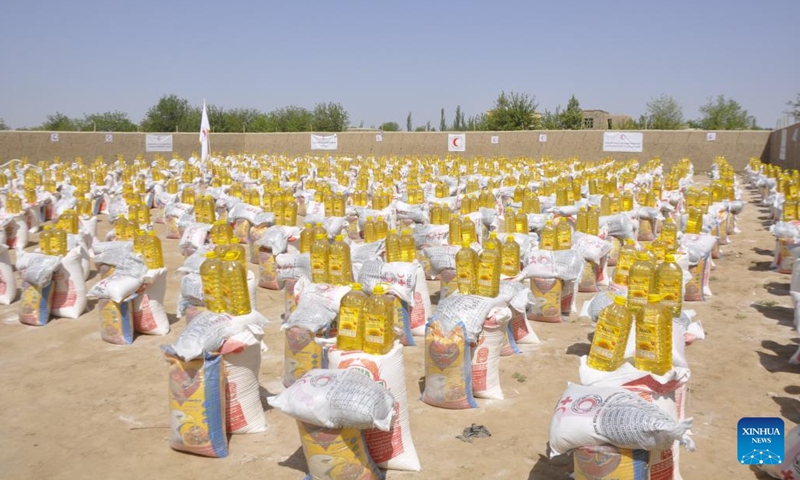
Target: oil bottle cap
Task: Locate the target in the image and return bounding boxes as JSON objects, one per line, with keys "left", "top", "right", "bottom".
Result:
{"left": 315, "top": 233, "right": 327, "bottom": 240}
{"left": 489, "top": 232, "right": 497, "bottom": 239}
{"left": 647, "top": 293, "right": 661, "bottom": 303}
{"left": 334, "top": 234, "right": 344, "bottom": 242}
{"left": 389, "top": 229, "right": 397, "bottom": 234}
{"left": 665, "top": 253, "right": 676, "bottom": 262}
{"left": 205, "top": 251, "right": 217, "bottom": 259}
{"left": 372, "top": 283, "right": 387, "bottom": 295}
{"left": 613, "top": 295, "right": 627, "bottom": 306}
{"left": 224, "top": 250, "right": 239, "bottom": 261}
{"left": 402, "top": 229, "right": 412, "bottom": 235}
{"left": 635, "top": 252, "right": 649, "bottom": 261}
{"left": 350, "top": 283, "right": 362, "bottom": 291}
{"left": 485, "top": 240, "right": 496, "bottom": 250}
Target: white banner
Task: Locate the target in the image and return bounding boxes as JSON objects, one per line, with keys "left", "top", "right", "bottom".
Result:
{"left": 311, "top": 134, "right": 338, "bottom": 150}
{"left": 146, "top": 134, "right": 173, "bottom": 152}
{"left": 603, "top": 131, "right": 643, "bottom": 153}
{"left": 448, "top": 133, "right": 466, "bottom": 152}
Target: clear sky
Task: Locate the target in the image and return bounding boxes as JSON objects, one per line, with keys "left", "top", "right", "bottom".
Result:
{"left": 1, "top": 0, "right": 798, "bottom": 130}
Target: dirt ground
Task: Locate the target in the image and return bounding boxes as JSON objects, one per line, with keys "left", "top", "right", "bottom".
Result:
{"left": 1, "top": 183, "right": 798, "bottom": 480}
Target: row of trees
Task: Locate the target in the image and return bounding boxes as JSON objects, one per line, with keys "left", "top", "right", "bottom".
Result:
{"left": 6, "top": 95, "right": 350, "bottom": 133}
{"left": 3, "top": 92, "right": 798, "bottom": 133}
{"left": 393, "top": 93, "right": 767, "bottom": 132}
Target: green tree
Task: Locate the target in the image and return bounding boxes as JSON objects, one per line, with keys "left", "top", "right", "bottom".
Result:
{"left": 272, "top": 105, "right": 314, "bottom": 132}
{"left": 406, "top": 112, "right": 412, "bottom": 131}
{"left": 312, "top": 102, "right": 349, "bottom": 132}
{"left": 465, "top": 113, "right": 488, "bottom": 131}
{"left": 541, "top": 107, "right": 563, "bottom": 130}
{"left": 786, "top": 93, "right": 800, "bottom": 121}
{"left": 40, "top": 112, "right": 82, "bottom": 131}
{"left": 440, "top": 108, "right": 446, "bottom": 131}
{"left": 80, "top": 111, "right": 138, "bottom": 131}
{"left": 141, "top": 94, "right": 195, "bottom": 132}
{"left": 380, "top": 122, "right": 401, "bottom": 131}
{"left": 0, "top": 118, "right": 8, "bottom": 130}
{"left": 221, "top": 108, "right": 265, "bottom": 132}
{"left": 486, "top": 91, "right": 539, "bottom": 130}
{"left": 645, "top": 94, "right": 683, "bottom": 129}
{"left": 562, "top": 95, "right": 583, "bottom": 130}
{"left": 414, "top": 126, "right": 428, "bottom": 132}
{"left": 452, "top": 105, "right": 462, "bottom": 130}
{"left": 696, "top": 95, "right": 756, "bottom": 130}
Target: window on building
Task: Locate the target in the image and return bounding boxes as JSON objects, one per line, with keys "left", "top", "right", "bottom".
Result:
{"left": 608, "top": 119, "right": 613, "bottom": 129}
{"left": 583, "top": 118, "right": 594, "bottom": 129}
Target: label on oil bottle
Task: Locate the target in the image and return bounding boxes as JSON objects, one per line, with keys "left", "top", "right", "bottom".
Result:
{"left": 591, "top": 321, "right": 621, "bottom": 359}
{"left": 635, "top": 316, "right": 659, "bottom": 360}
{"left": 627, "top": 277, "right": 649, "bottom": 310}
{"left": 658, "top": 279, "right": 682, "bottom": 316}
{"left": 364, "top": 313, "right": 386, "bottom": 345}
{"left": 338, "top": 307, "right": 360, "bottom": 338}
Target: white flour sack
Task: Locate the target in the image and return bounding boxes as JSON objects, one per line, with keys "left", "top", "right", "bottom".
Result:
{"left": 284, "top": 283, "right": 352, "bottom": 333}
{"left": 172, "top": 310, "right": 270, "bottom": 361}
{"left": 328, "top": 342, "right": 421, "bottom": 472}
{"left": 357, "top": 260, "right": 417, "bottom": 304}
{"left": 472, "top": 307, "right": 512, "bottom": 400}
{"left": 50, "top": 247, "right": 87, "bottom": 319}
{"left": 219, "top": 324, "right": 267, "bottom": 434}
{"left": 0, "top": 244, "right": 17, "bottom": 304}
{"left": 87, "top": 274, "right": 143, "bottom": 304}
{"left": 132, "top": 268, "right": 169, "bottom": 335}
{"left": 268, "top": 368, "right": 396, "bottom": 432}
{"left": 762, "top": 424, "right": 800, "bottom": 479}
{"left": 549, "top": 383, "right": 695, "bottom": 457}
{"left": 433, "top": 293, "right": 508, "bottom": 343}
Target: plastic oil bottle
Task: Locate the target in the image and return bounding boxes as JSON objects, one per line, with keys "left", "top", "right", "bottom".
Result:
{"left": 222, "top": 250, "right": 251, "bottom": 315}
{"left": 587, "top": 295, "right": 633, "bottom": 371}
{"left": 660, "top": 217, "right": 678, "bottom": 250}
{"left": 461, "top": 217, "right": 477, "bottom": 245}
{"left": 576, "top": 206, "right": 588, "bottom": 233}
{"left": 540, "top": 219, "right": 556, "bottom": 250}
{"left": 328, "top": 234, "right": 352, "bottom": 286}
{"left": 455, "top": 236, "right": 479, "bottom": 294}
{"left": 363, "top": 283, "right": 395, "bottom": 355}
{"left": 587, "top": 206, "right": 600, "bottom": 236}
{"left": 400, "top": 229, "right": 416, "bottom": 262}
{"left": 310, "top": 232, "right": 330, "bottom": 283}
{"left": 144, "top": 231, "right": 164, "bottom": 269}
{"left": 375, "top": 216, "right": 388, "bottom": 240}
{"left": 655, "top": 253, "right": 683, "bottom": 318}
{"left": 476, "top": 238, "right": 501, "bottom": 297}
{"left": 627, "top": 252, "right": 655, "bottom": 315}
{"left": 556, "top": 219, "right": 572, "bottom": 250}
{"left": 300, "top": 222, "right": 314, "bottom": 254}
{"left": 515, "top": 210, "right": 529, "bottom": 234}
{"left": 283, "top": 198, "right": 298, "bottom": 227}
{"left": 132, "top": 229, "right": 146, "bottom": 255}
{"left": 685, "top": 207, "right": 703, "bottom": 235}
{"left": 40, "top": 225, "right": 53, "bottom": 255}
{"left": 485, "top": 232, "right": 503, "bottom": 268}
{"left": 612, "top": 239, "right": 637, "bottom": 286}
{"left": 337, "top": 283, "right": 367, "bottom": 351}
{"left": 430, "top": 203, "right": 442, "bottom": 225}
{"left": 449, "top": 215, "right": 462, "bottom": 246}
{"left": 635, "top": 294, "right": 672, "bottom": 375}
{"left": 364, "top": 216, "right": 376, "bottom": 243}
{"left": 501, "top": 235, "right": 520, "bottom": 277}
{"left": 385, "top": 229, "right": 401, "bottom": 262}
{"left": 200, "top": 251, "right": 226, "bottom": 313}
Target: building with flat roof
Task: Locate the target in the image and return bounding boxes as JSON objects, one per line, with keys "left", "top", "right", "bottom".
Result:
{"left": 581, "top": 109, "right": 632, "bottom": 130}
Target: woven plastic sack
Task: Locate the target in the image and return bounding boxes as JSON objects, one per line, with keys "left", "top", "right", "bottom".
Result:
{"left": 422, "top": 320, "right": 477, "bottom": 409}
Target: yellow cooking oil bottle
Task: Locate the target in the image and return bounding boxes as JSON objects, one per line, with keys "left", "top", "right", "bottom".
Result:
{"left": 461, "top": 217, "right": 477, "bottom": 245}
{"left": 455, "top": 235, "right": 479, "bottom": 294}
{"left": 310, "top": 232, "right": 330, "bottom": 283}
{"left": 400, "top": 229, "right": 416, "bottom": 262}
{"left": 501, "top": 235, "right": 520, "bottom": 277}
{"left": 515, "top": 210, "right": 529, "bottom": 234}
{"left": 476, "top": 237, "right": 501, "bottom": 297}
{"left": 612, "top": 239, "right": 637, "bottom": 286}
{"left": 374, "top": 216, "right": 388, "bottom": 240}
{"left": 328, "top": 234, "right": 352, "bottom": 285}
{"left": 576, "top": 206, "right": 588, "bottom": 233}
{"left": 449, "top": 215, "right": 462, "bottom": 246}
{"left": 685, "top": 207, "right": 703, "bottom": 235}
{"left": 144, "top": 231, "right": 164, "bottom": 269}
{"left": 337, "top": 283, "right": 367, "bottom": 351}
{"left": 655, "top": 253, "right": 683, "bottom": 318}
{"left": 556, "top": 218, "right": 572, "bottom": 250}
{"left": 222, "top": 250, "right": 251, "bottom": 315}
{"left": 587, "top": 206, "right": 599, "bottom": 235}
{"left": 485, "top": 232, "right": 503, "bottom": 267}
{"left": 200, "top": 251, "right": 226, "bottom": 313}
{"left": 299, "top": 222, "right": 314, "bottom": 253}
{"left": 40, "top": 225, "right": 53, "bottom": 255}
{"left": 283, "top": 197, "right": 298, "bottom": 227}
{"left": 363, "top": 283, "right": 395, "bottom": 355}
{"left": 635, "top": 293, "right": 672, "bottom": 375}
{"left": 626, "top": 252, "right": 655, "bottom": 315}
{"left": 385, "top": 229, "right": 401, "bottom": 262}
{"left": 51, "top": 225, "right": 68, "bottom": 256}
{"left": 540, "top": 219, "right": 556, "bottom": 250}
{"left": 364, "top": 216, "right": 376, "bottom": 243}
{"left": 587, "top": 295, "right": 633, "bottom": 371}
